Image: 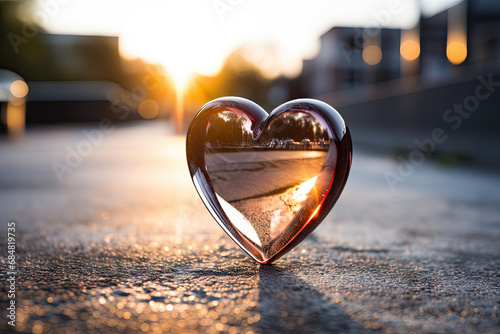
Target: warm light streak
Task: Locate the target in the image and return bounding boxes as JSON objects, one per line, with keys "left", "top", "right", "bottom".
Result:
{"left": 447, "top": 1, "right": 467, "bottom": 65}
{"left": 295, "top": 176, "right": 319, "bottom": 202}
{"left": 165, "top": 58, "right": 192, "bottom": 133}
{"left": 6, "top": 103, "right": 25, "bottom": 135}
{"left": 174, "top": 88, "right": 184, "bottom": 134}
{"left": 308, "top": 205, "right": 321, "bottom": 222}
{"left": 216, "top": 194, "right": 262, "bottom": 247}
{"left": 169, "top": 67, "right": 192, "bottom": 94}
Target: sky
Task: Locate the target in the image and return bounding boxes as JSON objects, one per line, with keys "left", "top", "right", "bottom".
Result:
{"left": 35, "top": 0, "right": 463, "bottom": 83}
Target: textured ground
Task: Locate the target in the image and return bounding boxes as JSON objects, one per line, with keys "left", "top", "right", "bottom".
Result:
{"left": 0, "top": 121, "right": 499, "bottom": 333}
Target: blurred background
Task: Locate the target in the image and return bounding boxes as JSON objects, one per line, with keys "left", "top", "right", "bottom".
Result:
{"left": 1, "top": 0, "right": 499, "bottom": 166}
{"left": 1, "top": 1, "right": 500, "bottom": 333}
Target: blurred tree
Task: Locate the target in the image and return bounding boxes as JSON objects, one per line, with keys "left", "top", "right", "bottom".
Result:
{"left": 0, "top": 0, "right": 48, "bottom": 79}
{"left": 182, "top": 47, "right": 274, "bottom": 128}
{"left": 1, "top": 1, "right": 173, "bottom": 121}
{"left": 207, "top": 111, "right": 250, "bottom": 146}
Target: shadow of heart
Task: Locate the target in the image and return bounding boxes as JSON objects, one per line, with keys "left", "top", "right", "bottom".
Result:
{"left": 256, "top": 265, "right": 362, "bottom": 333}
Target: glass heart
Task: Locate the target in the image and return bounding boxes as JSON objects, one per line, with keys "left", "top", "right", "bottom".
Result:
{"left": 186, "top": 97, "right": 352, "bottom": 264}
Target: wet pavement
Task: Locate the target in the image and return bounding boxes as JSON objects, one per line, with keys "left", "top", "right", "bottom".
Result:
{"left": 1, "top": 121, "right": 499, "bottom": 333}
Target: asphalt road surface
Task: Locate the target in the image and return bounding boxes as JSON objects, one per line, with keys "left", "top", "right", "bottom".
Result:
{"left": 205, "top": 150, "right": 327, "bottom": 201}
{"left": 0, "top": 121, "right": 499, "bottom": 333}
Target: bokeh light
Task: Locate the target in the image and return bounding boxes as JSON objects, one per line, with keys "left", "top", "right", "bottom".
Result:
{"left": 400, "top": 40, "right": 420, "bottom": 61}
{"left": 138, "top": 99, "right": 160, "bottom": 119}
{"left": 447, "top": 40, "right": 467, "bottom": 65}
{"left": 363, "top": 45, "right": 382, "bottom": 65}
{"left": 41, "top": 0, "right": 422, "bottom": 84}
{"left": 10, "top": 80, "right": 29, "bottom": 98}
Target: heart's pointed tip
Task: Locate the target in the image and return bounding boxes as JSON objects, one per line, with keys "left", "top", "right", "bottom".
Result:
{"left": 256, "top": 255, "right": 280, "bottom": 265}
{"left": 250, "top": 255, "right": 270, "bottom": 265}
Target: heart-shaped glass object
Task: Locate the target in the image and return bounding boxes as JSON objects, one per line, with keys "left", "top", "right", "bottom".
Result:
{"left": 186, "top": 97, "right": 352, "bottom": 264}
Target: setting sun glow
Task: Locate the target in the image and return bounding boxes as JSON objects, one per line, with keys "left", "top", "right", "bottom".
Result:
{"left": 39, "top": 0, "right": 429, "bottom": 83}
{"left": 36, "top": 0, "right": 463, "bottom": 132}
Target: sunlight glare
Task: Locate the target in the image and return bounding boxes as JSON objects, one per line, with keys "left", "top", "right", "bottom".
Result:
{"left": 295, "top": 175, "right": 319, "bottom": 202}
{"left": 39, "top": 0, "right": 459, "bottom": 80}
{"left": 169, "top": 66, "right": 192, "bottom": 94}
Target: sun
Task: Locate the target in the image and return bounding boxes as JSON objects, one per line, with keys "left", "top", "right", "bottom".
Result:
{"left": 166, "top": 63, "right": 192, "bottom": 94}
{"left": 157, "top": 42, "right": 195, "bottom": 94}
{"left": 161, "top": 56, "right": 194, "bottom": 133}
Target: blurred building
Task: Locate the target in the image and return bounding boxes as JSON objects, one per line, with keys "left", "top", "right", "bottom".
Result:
{"left": 420, "top": 0, "right": 500, "bottom": 80}
{"left": 0, "top": 1, "right": 169, "bottom": 127}
{"left": 302, "top": 27, "right": 401, "bottom": 96}
{"left": 468, "top": 0, "right": 500, "bottom": 63}
{"left": 20, "top": 34, "right": 144, "bottom": 123}
{"left": 301, "top": 0, "right": 500, "bottom": 96}
{"left": 1, "top": 32, "right": 163, "bottom": 125}
{"left": 0, "top": 31, "right": 138, "bottom": 124}
{"left": 0, "top": 1, "right": 123, "bottom": 83}
{"left": 297, "top": 0, "right": 500, "bottom": 166}
{"left": 421, "top": 1, "right": 496, "bottom": 76}
{"left": 27, "top": 33, "right": 123, "bottom": 82}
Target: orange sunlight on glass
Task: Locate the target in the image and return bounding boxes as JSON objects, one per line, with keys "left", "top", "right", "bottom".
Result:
{"left": 296, "top": 176, "right": 319, "bottom": 200}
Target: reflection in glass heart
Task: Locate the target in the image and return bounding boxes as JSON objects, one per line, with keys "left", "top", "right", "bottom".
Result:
{"left": 187, "top": 97, "right": 352, "bottom": 264}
